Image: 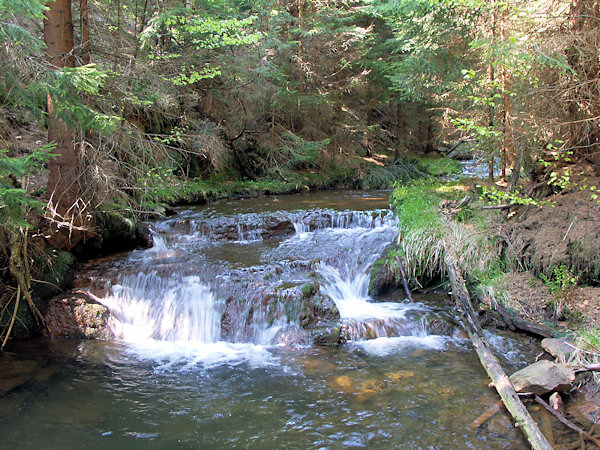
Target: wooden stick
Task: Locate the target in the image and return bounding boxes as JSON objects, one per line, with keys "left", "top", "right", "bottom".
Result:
{"left": 395, "top": 256, "right": 414, "bottom": 302}
{"left": 441, "top": 219, "right": 552, "bottom": 449}
{"left": 482, "top": 204, "right": 512, "bottom": 210}
{"left": 395, "top": 234, "right": 414, "bottom": 303}
{"left": 534, "top": 395, "right": 600, "bottom": 447}
{"left": 471, "top": 400, "right": 504, "bottom": 428}
{"left": 1, "top": 286, "right": 19, "bottom": 350}
{"left": 574, "top": 364, "right": 600, "bottom": 373}
{"left": 566, "top": 434, "right": 600, "bottom": 450}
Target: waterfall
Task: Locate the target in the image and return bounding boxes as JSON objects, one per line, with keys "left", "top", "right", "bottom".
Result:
{"left": 100, "top": 272, "right": 222, "bottom": 343}
{"left": 87, "top": 195, "right": 451, "bottom": 365}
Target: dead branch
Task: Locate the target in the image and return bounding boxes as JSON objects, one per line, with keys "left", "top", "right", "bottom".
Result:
{"left": 534, "top": 395, "right": 600, "bottom": 447}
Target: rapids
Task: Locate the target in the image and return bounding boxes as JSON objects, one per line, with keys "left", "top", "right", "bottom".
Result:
{"left": 0, "top": 191, "right": 542, "bottom": 448}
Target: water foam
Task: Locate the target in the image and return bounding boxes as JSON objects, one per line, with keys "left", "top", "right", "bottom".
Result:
{"left": 356, "top": 335, "right": 451, "bottom": 356}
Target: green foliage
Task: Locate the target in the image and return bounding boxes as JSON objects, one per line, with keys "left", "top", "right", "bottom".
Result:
{"left": 279, "top": 135, "right": 329, "bottom": 170}
{"left": 540, "top": 265, "right": 578, "bottom": 297}
{"left": 371, "top": 0, "right": 480, "bottom": 101}
{"left": 479, "top": 184, "right": 550, "bottom": 207}
{"left": 0, "top": 145, "right": 55, "bottom": 230}
{"left": 540, "top": 265, "right": 579, "bottom": 321}
{"left": 44, "top": 65, "right": 120, "bottom": 133}
{"left": 390, "top": 179, "right": 447, "bottom": 283}
{"left": 301, "top": 282, "right": 317, "bottom": 298}
{"left": 0, "top": 0, "right": 47, "bottom": 51}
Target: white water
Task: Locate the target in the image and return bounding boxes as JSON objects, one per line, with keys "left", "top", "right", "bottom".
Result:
{"left": 311, "top": 215, "right": 441, "bottom": 349}
{"left": 95, "top": 204, "right": 449, "bottom": 365}
{"left": 98, "top": 272, "right": 278, "bottom": 368}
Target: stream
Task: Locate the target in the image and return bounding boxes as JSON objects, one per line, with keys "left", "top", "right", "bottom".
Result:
{"left": 0, "top": 190, "right": 543, "bottom": 448}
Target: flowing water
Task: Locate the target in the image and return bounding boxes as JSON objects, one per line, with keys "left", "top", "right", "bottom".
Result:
{"left": 0, "top": 191, "right": 544, "bottom": 448}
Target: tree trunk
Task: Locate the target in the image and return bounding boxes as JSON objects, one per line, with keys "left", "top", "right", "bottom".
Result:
{"left": 394, "top": 102, "right": 401, "bottom": 161}
{"left": 80, "top": 0, "right": 90, "bottom": 64}
{"left": 488, "top": 0, "right": 496, "bottom": 183}
{"left": 508, "top": 146, "right": 523, "bottom": 193}
{"left": 44, "top": 0, "right": 79, "bottom": 215}
{"left": 114, "top": 0, "right": 121, "bottom": 71}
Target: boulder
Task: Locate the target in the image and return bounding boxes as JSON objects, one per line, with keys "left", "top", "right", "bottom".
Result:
{"left": 509, "top": 360, "right": 575, "bottom": 395}
{"left": 541, "top": 337, "right": 576, "bottom": 359}
{"left": 424, "top": 316, "right": 455, "bottom": 336}
{"left": 44, "top": 292, "right": 114, "bottom": 340}
{"left": 299, "top": 291, "right": 340, "bottom": 329}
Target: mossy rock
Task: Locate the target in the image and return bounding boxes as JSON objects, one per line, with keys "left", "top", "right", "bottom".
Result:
{"left": 299, "top": 290, "right": 340, "bottom": 329}
{"left": 74, "top": 212, "right": 151, "bottom": 259}
{"left": 368, "top": 243, "right": 397, "bottom": 296}
{"left": 310, "top": 325, "right": 342, "bottom": 347}
{"left": 301, "top": 282, "right": 317, "bottom": 298}
{"left": 44, "top": 293, "right": 114, "bottom": 340}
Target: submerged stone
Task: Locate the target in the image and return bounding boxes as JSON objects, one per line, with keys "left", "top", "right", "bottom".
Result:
{"left": 0, "top": 358, "right": 40, "bottom": 396}
{"left": 566, "top": 389, "right": 600, "bottom": 427}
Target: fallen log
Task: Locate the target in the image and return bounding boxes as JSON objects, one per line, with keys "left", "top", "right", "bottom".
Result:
{"left": 442, "top": 223, "right": 552, "bottom": 449}
{"left": 492, "top": 301, "right": 558, "bottom": 339}
{"left": 482, "top": 204, "right": 512, "bottom": 210}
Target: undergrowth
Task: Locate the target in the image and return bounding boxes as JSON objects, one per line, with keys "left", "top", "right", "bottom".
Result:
{"left": 390, "top": 179, "right": 453, "bottom": 285}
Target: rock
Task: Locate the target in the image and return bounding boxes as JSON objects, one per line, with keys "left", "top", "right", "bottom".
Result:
{"left": 424, "top": 316, "right": 455, "bottom": 336}
{"left": 310, "top": 325, "right": 341, "bottom": 346}
{"left": 386, "top": 371, "right": 415, "bottom": 383}
{"left": 541, "top": 337, "right": 576, "bottom": 359}
{"left": 487, "top": 414, "right": 514, "bottom": 435}
{"left": 509, "top": 360, "right": 575, "bottom": 395}
{"left": 299, "top": 291, "right": 340, "bottom": 329}
{"left": 44, "top": 292, "right": 114, "bottom": 340}
{"left": 549, "top": 392, "right": 564, "bottom": 414}
{"left": 368, "top": 244, "right": 396, "bottom": 297}
{"left": 447, "top": 144, "right": 475, "bottom": 160}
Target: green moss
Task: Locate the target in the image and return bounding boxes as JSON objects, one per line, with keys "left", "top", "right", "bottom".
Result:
{"left": 43, "top": 250, "right": 75, "bottom": 286}
{"left": 301, "top": 282, "right": 317, "bottom": 298}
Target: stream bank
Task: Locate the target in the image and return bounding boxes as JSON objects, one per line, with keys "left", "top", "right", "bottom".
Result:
{"left": 376, "top": 173, "right": 600, "bottom": 444}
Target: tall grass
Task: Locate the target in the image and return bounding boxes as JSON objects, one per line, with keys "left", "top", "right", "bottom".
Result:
{"left": 391, "top": 178, "right": 507, "bottom": 287}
